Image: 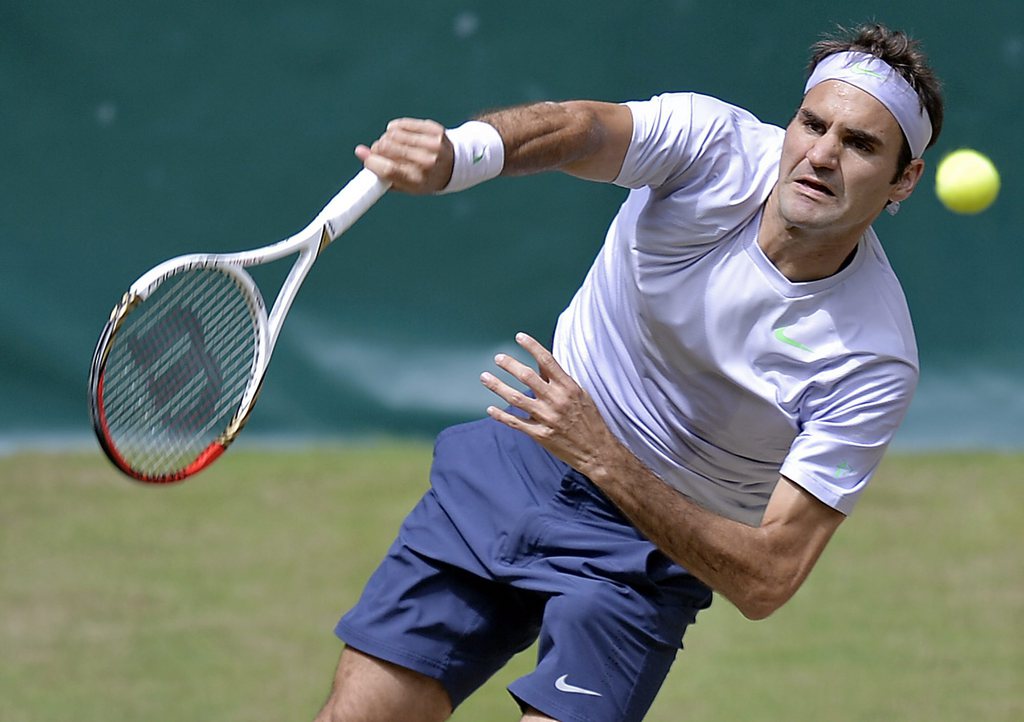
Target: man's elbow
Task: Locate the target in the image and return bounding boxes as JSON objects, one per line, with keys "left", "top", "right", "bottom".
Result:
{"left": 733, "top": 577, "right": 799, "bottom": 621}
{"left": 737, "top": 597, "right": 783, "bottom": 621}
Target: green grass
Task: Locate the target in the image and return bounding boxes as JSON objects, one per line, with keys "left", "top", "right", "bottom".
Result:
{"left": 2, "top": 446, "right": 1021, "bottom": 721}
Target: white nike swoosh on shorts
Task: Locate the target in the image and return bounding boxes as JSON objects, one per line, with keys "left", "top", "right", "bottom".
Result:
{"left": 554, "top": 674, "right": 602, "bottom": 697}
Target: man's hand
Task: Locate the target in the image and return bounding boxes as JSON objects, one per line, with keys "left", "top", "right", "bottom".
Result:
{"left": 479, "top": 332, "right": 623, "bottom": 476}
{"left": 355, "top": 118, "right": 454, "bottom": 194}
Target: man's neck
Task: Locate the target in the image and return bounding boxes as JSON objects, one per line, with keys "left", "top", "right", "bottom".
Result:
{"left": 758, "top": 192, "right": 868, "bottom": 283}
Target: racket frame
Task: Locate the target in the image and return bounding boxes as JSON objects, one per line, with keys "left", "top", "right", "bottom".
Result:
{"left": 89, "top": 168, "right": 389, "bottom": 482}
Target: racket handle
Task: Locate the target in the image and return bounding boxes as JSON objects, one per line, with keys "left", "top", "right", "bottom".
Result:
{"left": 319, "top": 168, "right": 391, "bottom": 242}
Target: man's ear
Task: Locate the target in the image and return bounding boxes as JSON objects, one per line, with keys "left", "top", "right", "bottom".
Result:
{"left": 891, "top": 158, "right": 926, "bottom": 203}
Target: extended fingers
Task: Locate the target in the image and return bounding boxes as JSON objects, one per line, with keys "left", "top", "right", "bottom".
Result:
{"left": 494, "top": 350, "right": 548, "bottom": 392}
{"left": 480, "top": 368, "right": 538, "bottom": 413}
{"left": 485, "top": 404, "right": 545, "bottom": 438}
{"left": 514, "top": 332, "right": 569, "bottom": 384}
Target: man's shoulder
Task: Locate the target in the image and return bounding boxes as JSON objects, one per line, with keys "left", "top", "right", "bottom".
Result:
{"left": 639, "top": 92, "right": 784, "bottom": 140}
{"left": 832, "top": 233, "right": 919, "bottom": 367}
{"left": 689, "top": 92, "right": 765, "bottom": 121}
{"left": 614, "top": 92, "right": 785, "bottom": 245}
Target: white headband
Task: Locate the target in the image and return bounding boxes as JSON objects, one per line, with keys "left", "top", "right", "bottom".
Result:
{"left": 805, "top": 51, "right": 932, "bottom": 158}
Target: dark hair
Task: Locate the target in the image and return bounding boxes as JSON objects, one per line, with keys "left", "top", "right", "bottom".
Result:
{"left": 808, "top": 23, "right": 945, "bottom": 179}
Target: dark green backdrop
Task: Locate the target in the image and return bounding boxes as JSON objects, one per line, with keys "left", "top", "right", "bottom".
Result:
{"left": 2, "top": 1, "right": 1021, "bottom": 451}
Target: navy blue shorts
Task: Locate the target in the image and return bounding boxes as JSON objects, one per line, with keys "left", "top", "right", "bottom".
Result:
{"left": 336, "top": 417, "right": 712, "bottom": 722}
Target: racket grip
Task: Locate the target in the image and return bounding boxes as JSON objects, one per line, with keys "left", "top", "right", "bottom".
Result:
{"left": 320, "top": 168, "right": 390, "bottom": 241}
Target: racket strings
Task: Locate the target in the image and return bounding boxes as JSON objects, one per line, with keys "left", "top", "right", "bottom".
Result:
{"left": 100, "top": 267, "right": 260, "bottom": 477}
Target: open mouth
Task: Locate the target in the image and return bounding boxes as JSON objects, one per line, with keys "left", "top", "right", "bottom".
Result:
{"left": 795, "top": 177, "right": 835, "bottom": 197}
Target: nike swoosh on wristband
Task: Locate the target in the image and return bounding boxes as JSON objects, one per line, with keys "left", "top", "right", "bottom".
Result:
{"left": 554, "top": 674, "right": 602, "bottom": 697}
{"left": 471, "top": 151, "right": 485, "bottom": 164}
{"left": 774, "top": 327, "right": 814, "bottom": 353}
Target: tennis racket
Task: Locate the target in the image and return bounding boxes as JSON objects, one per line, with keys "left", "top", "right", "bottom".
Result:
{"left": 88, "top": 168, "right": 389, "bottom": 483}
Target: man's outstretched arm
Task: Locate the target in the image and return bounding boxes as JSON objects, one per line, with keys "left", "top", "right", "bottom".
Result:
{"left": 355, "top": 101, "right": 633, "bottom": 193}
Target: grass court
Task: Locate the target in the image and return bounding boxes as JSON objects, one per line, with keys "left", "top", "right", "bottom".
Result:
{"left": 2, "top": 446, "right": 1020, "bottom": 720}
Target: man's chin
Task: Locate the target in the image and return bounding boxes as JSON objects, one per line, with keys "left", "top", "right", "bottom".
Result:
{"left": 778, "top": 201, "right": 838, "bottom": 231}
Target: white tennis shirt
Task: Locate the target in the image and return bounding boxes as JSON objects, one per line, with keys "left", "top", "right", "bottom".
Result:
{"left": 552, "top": 93, "right": 918, "bottom": 526}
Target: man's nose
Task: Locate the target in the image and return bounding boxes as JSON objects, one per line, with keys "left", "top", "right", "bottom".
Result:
{"left": 806, "top": 132, "right": 840, "bottom": 169}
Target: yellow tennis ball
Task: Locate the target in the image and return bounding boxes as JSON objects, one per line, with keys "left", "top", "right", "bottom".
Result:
{"left": 935, "top": 149, "right": 1000, "bottom": 214}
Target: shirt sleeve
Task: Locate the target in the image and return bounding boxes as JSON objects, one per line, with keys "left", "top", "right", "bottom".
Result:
{"left": 614, "top": 93, "right": 700, "bottom": 190}
{"left": 612, "top": 93, "right": 784, "bottom": 252}
{"left": 614, "top": 93, "right": 783, "bottom": 189}
{"left": 780, "top": 358, "right": 918, "bottom": 516}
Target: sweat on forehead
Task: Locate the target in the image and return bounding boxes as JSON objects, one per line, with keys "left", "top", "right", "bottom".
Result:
{"left": 805, "top": 51, "right": 932, "bottom": 158}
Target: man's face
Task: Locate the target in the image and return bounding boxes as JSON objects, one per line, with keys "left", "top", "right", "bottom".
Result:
{"left": 775, "top": 80, "right": 922, "bottom": 236}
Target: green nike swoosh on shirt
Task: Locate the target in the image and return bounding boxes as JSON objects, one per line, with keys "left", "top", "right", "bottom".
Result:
{"left": 774, "top": 327, "right": 814, "bottom": 353}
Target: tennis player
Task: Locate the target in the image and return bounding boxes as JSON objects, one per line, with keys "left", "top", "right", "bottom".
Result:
{"left": 315, "top": 23, "right": 944, "bottom": 722}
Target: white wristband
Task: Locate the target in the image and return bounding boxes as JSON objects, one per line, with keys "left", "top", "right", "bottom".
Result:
{"left": 437, "top": 120, "right": 504, "bottom": 194}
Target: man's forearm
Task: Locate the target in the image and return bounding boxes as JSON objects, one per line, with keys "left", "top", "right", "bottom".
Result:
{"left": 478, "top": 100, "right": 631, "bottom": 182}
{"left": 581, "top": 443, "right": 790, "bottom": 619}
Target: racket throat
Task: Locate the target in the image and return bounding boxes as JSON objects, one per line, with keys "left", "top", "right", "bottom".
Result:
{"left": 223, "top": 373, "right": 267, "bottom": 442}
{"left": 317, "top": 225, "right": 332, "bottom": 255}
